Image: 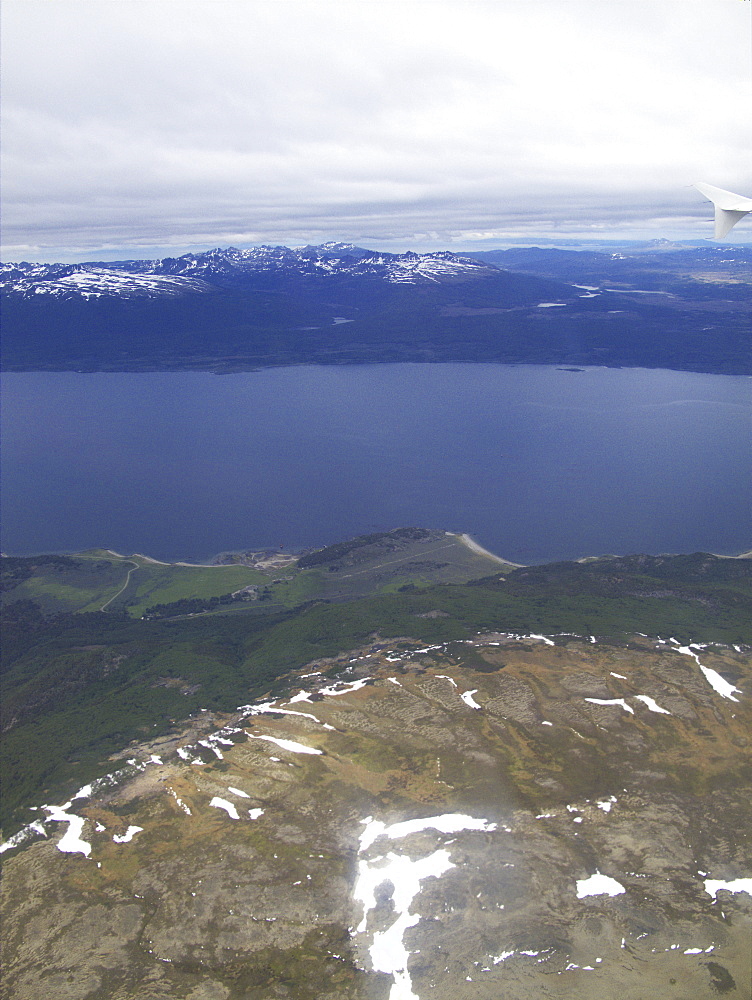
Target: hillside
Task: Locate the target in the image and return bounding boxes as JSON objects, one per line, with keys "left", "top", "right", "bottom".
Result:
{"left": 2, "top": 537, "right": 750, "bottom": 837}
{"left": 2, "top": 243, "right": 750, "bottom": 374}
{"left": 2, "top": 628, "right": 750, "bottom": 998}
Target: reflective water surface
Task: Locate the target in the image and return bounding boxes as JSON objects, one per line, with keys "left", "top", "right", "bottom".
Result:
{"left": 1, "top": 364, "right": 749, "bottom": 563}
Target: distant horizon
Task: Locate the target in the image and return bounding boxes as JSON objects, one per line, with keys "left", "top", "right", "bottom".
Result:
{"left": 5, "top": 231, "right": 750, "bottom": 266}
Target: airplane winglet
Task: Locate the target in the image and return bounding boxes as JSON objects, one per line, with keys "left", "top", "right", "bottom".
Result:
{"left": 693, "top": 182, "right": 752, "bottom": 239}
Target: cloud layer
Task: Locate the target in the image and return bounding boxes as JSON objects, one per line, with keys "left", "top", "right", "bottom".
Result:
{"left": 2, "top": 0, "right": 751, "bottom": 259}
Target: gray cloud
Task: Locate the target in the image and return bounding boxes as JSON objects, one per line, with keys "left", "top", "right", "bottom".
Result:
{"left": 2, "top": 0, "right": 750, "bottom": 260}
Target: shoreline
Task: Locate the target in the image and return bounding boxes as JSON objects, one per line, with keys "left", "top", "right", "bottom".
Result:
{"left": 458, "top": 533, "right": 524, "bottom": 567}
{"left": 4, "top": 540, "right": 751, "bottom": 569}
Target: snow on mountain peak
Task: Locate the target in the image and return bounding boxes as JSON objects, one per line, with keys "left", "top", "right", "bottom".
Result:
{"left": 0, "top": 244, "right": 496, "bottom": 300}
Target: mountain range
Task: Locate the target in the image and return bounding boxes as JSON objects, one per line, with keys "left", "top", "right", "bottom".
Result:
{"left": 2, "top": 242, "right": 750, "bottom": 373}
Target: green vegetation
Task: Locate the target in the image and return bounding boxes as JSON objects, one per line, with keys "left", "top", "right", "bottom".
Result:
{"left": 1, "top": 553, "right": 131, "bottom": 614}
{"left": 1, "top": 551, "right": 274, "bottom": 617}
{"left": 1, "top": 541, "right": 750, "bottom": 836}
{"left": 297, "top": 527, "right": 432, "bottom": 567}
{"left": 1, "top": 531, "right": 505, "bottom": 621}
{"left": 123, "top": 562, "right": 270, "bottom": 617}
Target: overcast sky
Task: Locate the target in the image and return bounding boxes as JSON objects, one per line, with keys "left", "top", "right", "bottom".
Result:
{"left": 2, "top": 0, "right": 751, "bottom": 261}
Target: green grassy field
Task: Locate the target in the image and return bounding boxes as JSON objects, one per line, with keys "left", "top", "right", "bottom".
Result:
{"left": 121, "top": 561, "right": 271, "bottom": 616}
{"left": 2, "top": 551, "right": 278, "bottom": 617}
{"left": 1, "top": 531, "right": 507, "bottom": 620}
{"left": 2, "top": 552, "right": 132, "bottom": 614}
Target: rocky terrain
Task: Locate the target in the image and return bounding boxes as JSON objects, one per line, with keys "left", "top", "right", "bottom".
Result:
{"left": 2, "top": 630, "right": 750, "bottom": 999}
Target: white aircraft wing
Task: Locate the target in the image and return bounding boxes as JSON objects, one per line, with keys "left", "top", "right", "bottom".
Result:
{"left": 694, "top": 182, "right": 752, "bottom": 239}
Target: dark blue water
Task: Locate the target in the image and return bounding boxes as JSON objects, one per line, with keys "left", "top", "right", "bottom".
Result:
{"left": 1, "top": 365, "right": 749, "bottom": 564}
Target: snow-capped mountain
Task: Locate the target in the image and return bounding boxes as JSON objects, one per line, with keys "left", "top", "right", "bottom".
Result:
{"left": 0, "top": 244, "right": 499, "bottom": 301}
{"left": 0, "top": 264, "right": 216, "bottom": 301}
{"left": 2, "top": 242, "right": 748, "bottom": 375}
{"left": 153, "top": 243, "right": 498, "bottom": 286}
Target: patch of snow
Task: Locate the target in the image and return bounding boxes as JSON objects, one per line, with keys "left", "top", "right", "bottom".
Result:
{"left": 318, "top": 678, "right": 370, "bottom": 697}
{"left": 113, "top": 825, "right": 143, "bottom": 843}
{"left": 227, "top": 786, "right": 251, "bottom": 798}
{"left": 461, "top": 689, "right": 481, "bottom": 710}
{"left": 248, "top": 808, "right": 265, "bottom": 820}
{"left": 356, "top": 847, "right": 453, "bottom": 944}
{"left": 635, "top": 695, "right": 671, "bottom": 715}
{"left": 352, "top": 811, "right": 498, "bottom": 999}
{"left": 359, "top": 813, "right": 497, "bottom": 853}
{"left": 44, "top": 803, "right": 92, "bottom": 857}
{"left": 596, "top": 796, "right": 617, "bottom": 813}
{"left": 210, "top": 797, "right": 240, "bottom": 819}
{"left": 492, "top": 951, "right": 515, "bottom": 964}
{"left": 672, "top": 645, "right": 741, "bottom": 702}
{"left": 541, "top": 720, "right": 553, "bottom": 726}
{"left": 247, "top": 734, "right": 322, "bottom": 755}
{"left": 198, "top": 739, "right": 224, "bottom": 759}
{"left": 168, "top": 789, "right": 192, "bottom": 815}
{"left": 699, "top": 665, "right": 741, "bottom": 702}
{"left": 576, "top": 872, "right": 626, "bottom": 898}
{"left": 703, "top": 878, "right": 752, "bottom": 900}
{"left": 610, "top": 672, "right": 627, "bottom": 679}
{"left": 435, "top": 674, "right": 458, "bottom": 687}
{"left": 527, "top": 633, "right": 555, "bottom": 646}
{"left": 585, "top": 697, "right": 634, "bottom": 714}
{"left": 247, "top": 701, "right": 335, "bottom": 730}
{"left": 287, "top": 690, "right": 312, "bottom": 703}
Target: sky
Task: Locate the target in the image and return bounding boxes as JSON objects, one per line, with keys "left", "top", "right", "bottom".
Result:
{"left": 2, "top": 0, "right": 751, "bottom": 261}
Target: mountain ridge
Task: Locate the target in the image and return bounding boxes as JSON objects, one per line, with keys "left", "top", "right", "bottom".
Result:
{"left": 3, "top": 243, "right": 749, "bottom": 374}
{"left": 0, "top": 244, "right": 506, "bottom": 301}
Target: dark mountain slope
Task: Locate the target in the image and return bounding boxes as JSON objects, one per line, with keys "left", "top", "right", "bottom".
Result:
{"left": 2, "top": 243, "right": 749, "bottom": 373}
